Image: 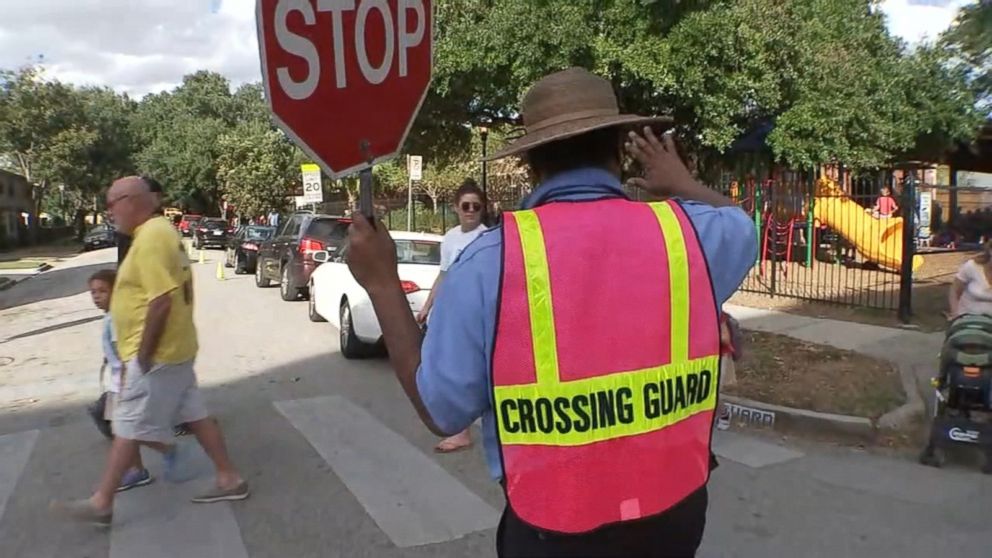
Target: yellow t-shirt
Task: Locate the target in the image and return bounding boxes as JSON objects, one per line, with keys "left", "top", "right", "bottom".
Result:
{"left": 111, "top": 216, "right": 198, "bottom": 364}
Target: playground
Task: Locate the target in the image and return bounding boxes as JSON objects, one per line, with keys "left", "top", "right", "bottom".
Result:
{"left": 727, "top": 165, "right": 934, "bottom": 311}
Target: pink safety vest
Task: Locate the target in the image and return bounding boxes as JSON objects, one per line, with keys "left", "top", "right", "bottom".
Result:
{"left": 492, "top": 198, "right": 721, "bottom": 534}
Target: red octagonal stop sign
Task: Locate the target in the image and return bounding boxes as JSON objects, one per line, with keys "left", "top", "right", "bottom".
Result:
{"left": 256, "top": 0, "right": 433, "bottom": 178}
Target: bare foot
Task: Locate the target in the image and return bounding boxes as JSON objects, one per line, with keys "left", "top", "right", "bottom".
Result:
{"left": 434, "top": 430, "right": 472, "bottom": 453}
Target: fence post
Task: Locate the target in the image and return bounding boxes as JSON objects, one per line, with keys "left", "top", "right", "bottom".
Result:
{"left": 753, "top": 179, "right": 763, "bottom": 265}
{"left": 805, "top": 169, "right": 815, "bottom": 268}
{"left": 898, "top": 172, "right": 917, "bottom": 323}
{"left": 767, "top": 177, "right": 777, "bottom": 298}
{"left": 948, "top": 168, "right": 958, "bottom": 227}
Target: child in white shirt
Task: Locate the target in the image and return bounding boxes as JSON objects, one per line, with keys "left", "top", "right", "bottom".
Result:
{"left": 89, "top": 269, "right": 154, "bottom": 492}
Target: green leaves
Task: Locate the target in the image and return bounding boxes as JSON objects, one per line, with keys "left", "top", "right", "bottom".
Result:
{"left": 0, "top": 68, "right": 136, "bottom": 230}
{"left": 426, "top": 0, "right": 982, "bottom": 171}
{"left": 217, "top": 121, "right": 300, "bottom": 218}
{"left": 130, "top": 71, "right": 283, "bottom": 213}
{"left": 942, "top": 0, "right": 991, "bottom": 108}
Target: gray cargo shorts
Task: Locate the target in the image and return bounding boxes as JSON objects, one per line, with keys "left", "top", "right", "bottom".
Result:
{"left": 113, "top": 359, "right": 209, "bottom": 443}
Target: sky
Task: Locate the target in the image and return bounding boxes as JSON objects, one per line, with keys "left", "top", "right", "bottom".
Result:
{"left": 0, "top": 0, "right": 978, "bottom": 99}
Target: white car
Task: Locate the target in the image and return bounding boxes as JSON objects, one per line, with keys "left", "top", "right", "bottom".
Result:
{"left": 308, "top": 231, "right": 443, "bottom": 359}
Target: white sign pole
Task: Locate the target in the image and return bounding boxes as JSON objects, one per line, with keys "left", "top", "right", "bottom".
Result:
{"left": 406, "top": 156, "right": 422, "bottom": 231}
{"left": 407, "top": 157, "right": 413, "bottom": 231}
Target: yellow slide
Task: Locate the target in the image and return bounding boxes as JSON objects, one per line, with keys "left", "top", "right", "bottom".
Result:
{"left": 812, "top": 179, "right": 924, "bottom": 272}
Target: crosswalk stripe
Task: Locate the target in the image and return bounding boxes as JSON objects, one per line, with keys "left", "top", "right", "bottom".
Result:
{"left": 275, "top": 396, "right": 500, "bottom": 548}
{"left": 713, "top": 430, "right": 804, "bottom": 468}
{"left": 110, "top": 446, "right": 249, "bottom": 558}
{"left": 0, "top": 429, "right": 39, "bottom": 522}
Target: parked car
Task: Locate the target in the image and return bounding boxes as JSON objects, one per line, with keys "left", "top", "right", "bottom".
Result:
{"left": 224, "top": 225, "right": 275, "bottom": 274}
{"left": 178, "top": 214, "right": 202, "bottom": 237}
{"left": 83, "top": 223, "right": 116, "bottom": 251}
{"left": 255, "top": 213, "right": 351, "bottom": 302}
{"left": 193, "top": 218, "right": 233, "bottom": 249}
{"left": 309, "top": 231, "right": 442, "bottom": 358}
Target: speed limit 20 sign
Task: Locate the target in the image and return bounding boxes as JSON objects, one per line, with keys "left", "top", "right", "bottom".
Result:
{"left": 257, "top": 0, "right": 434, "bottom": 178}
{"left": 301, "top": 163, "right": 323, "bottom": 203}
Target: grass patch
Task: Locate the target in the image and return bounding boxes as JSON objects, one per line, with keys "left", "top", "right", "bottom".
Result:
{"left": 724, "top": 330, "right": 905, "bottom": 419}
{"left": 0, "top": 259, "right": 47, "bottom": 270}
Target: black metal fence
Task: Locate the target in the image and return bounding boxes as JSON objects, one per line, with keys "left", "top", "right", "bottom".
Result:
{"left": 321, "top": 169, "right": 925, "bottom": 316}
{"left": 712, "top": 168, "right": 920, "bottom": 313}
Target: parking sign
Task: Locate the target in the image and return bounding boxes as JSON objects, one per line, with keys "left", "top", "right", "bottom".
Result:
{"left": 408, "top": 155, "right": 423, "bottom": 181}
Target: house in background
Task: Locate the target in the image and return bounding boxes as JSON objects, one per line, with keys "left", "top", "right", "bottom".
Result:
{"left": 0, "top": 169, "right": 33, "bottom": 249}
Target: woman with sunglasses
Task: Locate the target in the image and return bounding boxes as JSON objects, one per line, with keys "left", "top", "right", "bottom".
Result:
{"left": 416, "top": 179, "right": 488, "bottom": 453}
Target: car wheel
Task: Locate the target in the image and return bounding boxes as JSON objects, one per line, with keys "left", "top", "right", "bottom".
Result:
{"left": 308, "top": 281, "right": 326, "bottom": 322}
{"left": 339, "top": 300, "right": 373, "bottom": 359}
{"left": 255, "top": 259, "right": 272, "bottom": 288}
{"left": 280, "top": 264, "right": 298, "bottom": 301}
{"left": 234, "top": 252, "right": 247, "bottom": 275}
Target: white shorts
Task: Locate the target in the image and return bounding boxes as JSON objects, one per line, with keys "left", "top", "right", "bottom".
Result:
{"left": 113, "top": 359, "right": 209, "bottom": 443}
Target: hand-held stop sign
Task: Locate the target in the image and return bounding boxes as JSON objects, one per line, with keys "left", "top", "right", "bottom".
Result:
{"left": 256, "top": 0, "right": 434, "bottom": 216}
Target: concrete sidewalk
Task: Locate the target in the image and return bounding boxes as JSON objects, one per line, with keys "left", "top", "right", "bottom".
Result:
{"left": 725, "top": 304, "right": 942, "bottom": 427}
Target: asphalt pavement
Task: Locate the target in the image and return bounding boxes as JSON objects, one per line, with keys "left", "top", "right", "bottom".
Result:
{"left": 0, "top": 247, "right": 989, "bottom": 558}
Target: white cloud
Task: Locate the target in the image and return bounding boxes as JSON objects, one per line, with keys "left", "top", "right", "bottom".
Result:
{"left": 878, "top": 0, "right": 974, "bottom": 46}
{"left": 0, "top": 0, "right": 261, "bottom": 98}
{"left": 0, "top": 0, "right": 980, "bottom": 98}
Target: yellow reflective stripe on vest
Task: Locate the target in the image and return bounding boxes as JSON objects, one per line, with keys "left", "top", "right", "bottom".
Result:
{"left": 515, "top": 210, "right": 561, "bottom": 386}
{"left": 494, "top": 356, "right": 719, "bottom": 446}
{"left": 648, "top": 202, "right": 690, "bottom": 363}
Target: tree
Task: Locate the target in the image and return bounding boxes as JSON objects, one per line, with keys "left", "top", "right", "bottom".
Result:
{"left": 422, "top": 0, "right": 980, "bottom": 171}
{"left": 658, "top": 0, "right": 981, "bottom": 169}
{"left": 943, "top": 0, "right": 992, "bottom": 108}
{"left": 0, "top": 67, "right": 103, "bottom": 236}
{"left": 63, "top": 87, "right": 138, "bottom": 234}
{"left": 132, "top": 71, "right": 265, "bottom": 213}
{"left": 216, "top": 122, "right": 300, "bottom": 218}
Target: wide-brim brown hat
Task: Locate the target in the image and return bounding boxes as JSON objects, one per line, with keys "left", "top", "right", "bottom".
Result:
{"left": 485, "top": 67, "right": 673, "bottom": 161}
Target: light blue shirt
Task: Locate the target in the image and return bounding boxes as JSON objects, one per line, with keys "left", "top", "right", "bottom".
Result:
{"left": 102, "top": 314, "right": 123, "bottom": 390}
{"left": 416, "top": 167, "right": 758, "bottom": 480}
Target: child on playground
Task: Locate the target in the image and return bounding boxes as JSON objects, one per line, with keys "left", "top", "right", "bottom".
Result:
{"left": 88, "top": 269, "right": 154, "bottom": 492}
{"left": 869, "top": 186, "right": 899, "bottom": 219}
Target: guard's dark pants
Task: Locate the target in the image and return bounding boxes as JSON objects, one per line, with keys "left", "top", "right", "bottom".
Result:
{"left": 496, "top": 485, "right": 708, "bottom": 558}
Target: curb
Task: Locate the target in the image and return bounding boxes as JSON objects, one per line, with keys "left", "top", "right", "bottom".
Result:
{"left": 876, "top": 362, "right": 926, "bottom": 430}
{"left": 0, "top": 276, "right": 25, "bottom": 291}
{"left": 721, "top": 394, "right": 876, "bottom": 441}
{"left": 0, "top": 266, "right": 50, "bottom": 292}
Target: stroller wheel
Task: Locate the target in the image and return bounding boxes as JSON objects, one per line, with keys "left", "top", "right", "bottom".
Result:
{"left": 919, "top": 446, "right": 946, "bottom": 468}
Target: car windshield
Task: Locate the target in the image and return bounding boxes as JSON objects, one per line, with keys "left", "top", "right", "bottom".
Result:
{"left": 246, "top": 227, "right": 274, "bottom": 240}
{"left": 203, "top": 220, "right": 226, "bottom": 230}
{"left": 394, "top": 240, "right": 440, "bottom": 265}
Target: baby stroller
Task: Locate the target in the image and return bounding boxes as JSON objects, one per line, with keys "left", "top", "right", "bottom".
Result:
{"left": 919, "top": 314, "right": 992, "bottom": 473}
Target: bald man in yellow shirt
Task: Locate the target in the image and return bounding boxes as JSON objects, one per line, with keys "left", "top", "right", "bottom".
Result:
{"left": 53, "top": 177, "right": 248, "bottom": 527}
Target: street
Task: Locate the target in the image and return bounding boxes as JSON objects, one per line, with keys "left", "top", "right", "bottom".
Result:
{"left": 0, "top": 248, "right": 990, "bottom": 558}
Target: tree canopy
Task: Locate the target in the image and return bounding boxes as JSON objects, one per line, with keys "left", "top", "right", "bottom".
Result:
{"left": 426, "top": 0, "right": 982, "bottom": 169}
{"left": 0, "top": 0, "right": 986, "bottom": 233}
{"left": 942, "top": 0, "right": 992, "bottom": 108}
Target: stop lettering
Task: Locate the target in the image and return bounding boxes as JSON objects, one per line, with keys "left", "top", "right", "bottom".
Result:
{"left": 257, "top": 0, "right": 433, "bottom": 177}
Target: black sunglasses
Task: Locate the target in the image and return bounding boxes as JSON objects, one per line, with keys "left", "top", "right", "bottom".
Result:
{"left": 460, "top": 201, "right": 482, "bottom": 212}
